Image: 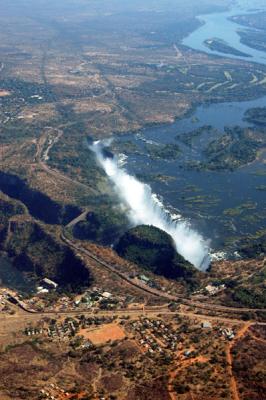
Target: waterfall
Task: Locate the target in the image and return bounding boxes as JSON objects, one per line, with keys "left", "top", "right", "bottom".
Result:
{"left": 91, "top": 140, "right": 211, "bottom": 271}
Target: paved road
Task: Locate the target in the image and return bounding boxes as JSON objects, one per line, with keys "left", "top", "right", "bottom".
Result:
{"left": 66, "top": 210, "right": 89, "bottom": 228}
{"left": 1, "top": 306, "right": 266, "bottom": 347}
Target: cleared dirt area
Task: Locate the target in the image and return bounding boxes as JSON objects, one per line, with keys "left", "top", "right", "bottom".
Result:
{"left": 80, "top": 323, "right": 125, "bottom": 345}
{"left": 0, "top": 90, "right": 11, "bottom": 97}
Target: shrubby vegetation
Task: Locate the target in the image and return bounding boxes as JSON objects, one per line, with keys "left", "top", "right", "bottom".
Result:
{"left": 244, "top": 107, "right": 266, "bottom": 126}
{"left": 175, "top": 125, "right": 217, "bottom": 146}
{"left": 73, "top": 208, "right": 129, "bottom": 246}
{"left": 232, "top": 287, "right": 266, "bottom": 309}
{"left": 110, "top": 140, "right": 140, "bottom": 156}
{"left": 232, "top": 324, "right": 266, "bottom": 400}
{"left": 204, "top": 126, "right": 261, "bottom": 169}
{"left": 224, "top": 264, "right": 266, "bottom": 310}
{"left": 203, "top": 38, "right": 250, "bottom": 57}
{"left": 185, "top": 125, "right": 265, "bottom": 170}
{"left": 238, "top": 29, "right": 266, "bottom": 53}
{"left": 0, "top": 195, "right": 91, "bottom": 292}
{"left": 0, "top": 78, "right": 54, "bottom": 104}
{"left": 146, "top": 143, "right": 181, "bottom": 160}
{"left": 0, "top": 171, "right": 81, "bottom": 225}
{"left": 239, "top": 233, "right": 266, "bottom": 258}
{"left": 1, "top": 219, "right": 91, "bottom": 292}
{"left": 230, "top": 12, "right": 266, "bottom": 31}
{"left": 0, "top": 195, "right": 25, "bottom": 242}
{"left": 111, "top": 138, "right": 181, "bottom": 162}
{"left": 48, "top": 123, "right": 107, "bottom": 195}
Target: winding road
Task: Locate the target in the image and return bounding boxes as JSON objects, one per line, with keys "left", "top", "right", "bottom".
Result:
{"left": 61, "top": 230, "right": 266, "bottom": 317}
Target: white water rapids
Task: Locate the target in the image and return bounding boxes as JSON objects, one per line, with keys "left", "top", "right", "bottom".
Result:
{"left": 91, "top": 140, "right": 211, "bottom": 271}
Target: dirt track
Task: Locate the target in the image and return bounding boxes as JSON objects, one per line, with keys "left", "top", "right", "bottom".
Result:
{"left": 226, "top": 323, "right": 251, "bottom": 400}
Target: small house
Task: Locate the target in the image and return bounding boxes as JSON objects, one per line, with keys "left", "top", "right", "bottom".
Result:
{"left": 102, "top": 291, "right": 112, "bottom": 299}
{"left": 202, "top": 321, "right": 212, "bottom": 329}
{"left": 42, "top": 278, "right": 58, "bottom": 290}
{"left": 139, "top": 275, "right": 150, "bottom": 283}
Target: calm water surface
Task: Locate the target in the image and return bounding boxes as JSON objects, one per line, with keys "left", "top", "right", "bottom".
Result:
{"left": 183, "top": 6, "right": 266, "bottom": 64}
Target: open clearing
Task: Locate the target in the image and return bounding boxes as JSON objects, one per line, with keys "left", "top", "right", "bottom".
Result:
{"left": 0, "top": 90, "right": 11, "bottom": 97}
{"left": 80, "top": 323, "right": 126, "bottom": 344}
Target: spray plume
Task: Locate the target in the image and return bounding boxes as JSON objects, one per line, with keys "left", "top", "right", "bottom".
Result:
{"left": 91, "top": 140, "right": 210, "bottom": 271}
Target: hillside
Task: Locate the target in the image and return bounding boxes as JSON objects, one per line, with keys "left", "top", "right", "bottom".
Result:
{"left": 0, "top": 194, "right": 92, "bottom": 292}
{"left": 72, "top": 209, "right": 129, "bottom": 246}
{"left": 115, "top": 225, "right": 198, "bottom": 283}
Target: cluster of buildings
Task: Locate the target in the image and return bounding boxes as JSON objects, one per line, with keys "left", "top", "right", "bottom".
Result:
{"left": 0, "top": 288, "right": 34, "bottom": 313}
{"left": 204, "top": 284, "right": 226, "bottom": 296}
{"left": 25, "top": 327, "right": 43, "bottom": 336}
{"left": 47, "top": 319, "right": 77, "bottom": 339}
{"left": 24, "top": 318, "right": 78, "bottom": 340}
{"left": 31, "top": 285, "right": 124, "bottom": 313}
{"left": 220, "top": 327, "right": 235, "bottom": 340}
{"left": 131, "top": 274, "right": 162, "bottom": 291}
{"left": 37, "top": 278, "right": 58, "bottom": 294}
{"left": 74, "top": 287, "right": 125, "bottom": 311}
{"left": 77, "top": 315, "right": 116, "bottom": 328}
{"left": 193, "top": 283, "right": 227, "bottom": 298}
{"left": 127, "top": 315, "right": 236, "bottom": 361}
{"left": 75, "top": 288, "right": 112, "bottom": 307}
{"left": 129, "top": 317, "right": 180, "bottom": 355}
{"left": 40, "top": 383, "right": 72, "bottom": 400}
{"left": 24, "top": 315, "right": 117, "bottom": 343}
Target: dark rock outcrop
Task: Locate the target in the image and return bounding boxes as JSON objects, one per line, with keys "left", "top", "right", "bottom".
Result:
{"left": 115, "top": 225, "right": 197, "bottom": 281}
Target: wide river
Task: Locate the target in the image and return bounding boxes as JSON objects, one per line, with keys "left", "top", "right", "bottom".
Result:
{"left": 108, "top": 4, "right": 266, "bottom": 257}
{"left": 183, "top": 6, "right": 266, "bottom": 65}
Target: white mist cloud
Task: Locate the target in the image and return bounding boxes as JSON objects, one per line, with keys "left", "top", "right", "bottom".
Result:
{"left": 91, "top": 141, "right": 211, "bottom": 271}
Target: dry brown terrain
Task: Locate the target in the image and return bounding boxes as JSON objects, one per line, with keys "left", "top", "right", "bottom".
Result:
{"left": 80, "top": 323, "right": 126, "bottom": 345}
